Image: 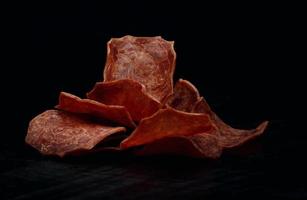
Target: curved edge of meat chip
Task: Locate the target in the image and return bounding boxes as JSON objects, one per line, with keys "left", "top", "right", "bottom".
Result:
{"left": 25, "top": 110, "right": 126, "bottom": 157}
{"left": 56, "top": 92, "right": 136, "bottom": 128}
{"left": 103, "top": 35, "right": 176, "bottom": 103}
{"left": 87, "top": 79, "right": 161, "bottom": 122}
{"left": 58, "top": 132, "right": 126, "bottom": 156}
{"left": 134, "top": 133, "right": 222, "bottom": 159}
{"left": 217, "top": 121, "right": 269, "bottom": 148}
{"left": 120, "top": 107, "right": 215, "bottom": 149}
{"left": 166, "top": 79, "right": 201, "bottom": 112}
{"left": 193, "top": 97, "right": 269, "bottom": 148}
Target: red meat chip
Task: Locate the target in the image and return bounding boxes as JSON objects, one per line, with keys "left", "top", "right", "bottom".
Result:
{"left": 56, "top": 92, "right": 135, "bottom": 128}
{"left": 167, "top": 79, "right": 268, "bottom": 149}
{"left": 166, "top": 79, "right": 201, "bottom": 112}
{"left": 25, "top": 110, "right": 126, "bottom": 157}
{"left": 134, "top": 133, "right": 222, "bottom": 159}
{"left": 87, "top": 79, "right": 161, "bottom": 122}
{"left": 193, "top": 98, "right": 269, "bottom": 148}
{"left": 120, "top": 107, "right": 215, "bottom": 149}
{"left": 25, "top": 36, "right": 269, "bottom": 159}
{"left": 103, "top": 35, "right": 176, "bottom": 103}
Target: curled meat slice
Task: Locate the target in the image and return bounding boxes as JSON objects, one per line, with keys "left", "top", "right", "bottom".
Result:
{"left": 134, "top": 133, "right": 222, "bottom": 159}
{"left": 103, "top": 35, "right": 176, "bottom": 103}
{"left": 120, "top": 107, "right": 215, "bottom": 149}
{"left": 87, "top": 79, "right": 161, "bottom": 122}
{"left": 166, "top": 79, "right": 268, "bottom": 149}
{"left": 25, "top": 110, "right": 126, "bottom": 157}
{"left": 56, "top": 92, "right": 135, "bottom": 128}
{"left": 166, "top": 79, "right": 201, "bottom": 112}
{"left": 193, "top": 98, "right": 269, "bottom": 148}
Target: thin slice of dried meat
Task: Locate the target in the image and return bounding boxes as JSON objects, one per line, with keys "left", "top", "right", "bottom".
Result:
{"left": 103, "top": 35, "right": 176, "bottom": 103}
{"left": 25, "top": 110, "right": 126, "bottom": 157}
{"left": 87, "top": 79, "right": 161, "bottom": 122}
{"left": 193, "top": 97, "right": 269, "bottom": 148}
{"left": 166, "top": 79, "right": 201, "bottom": 112}
{"left": 134, "top": 133, "right": 222, "bottom": 159}
{"left": 56, "top": 92, "right": 135, "bottom": 128}
{"left": 120, "top": 107, "right": 215, "bottom": 149}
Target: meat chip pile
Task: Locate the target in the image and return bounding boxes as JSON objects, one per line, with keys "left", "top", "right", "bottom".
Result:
{"left": 25, "top": 35, "right": 268, "bottom": 159}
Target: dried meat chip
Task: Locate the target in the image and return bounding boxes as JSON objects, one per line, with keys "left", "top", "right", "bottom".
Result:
{"left": 25, "top": 35, "right": 268, "bottom": 159}
{"left": 25, "top": 110, "right": 126, "bottom": 157}
{"left": 103, "top": 35, "right": 176, "bottom": 103}
{"left": 134, "top": 133, "right": 222, "bottom": 159}
{"left": 56, "top": 92, "right": 135, "bottom": 128}
{"left": 193, "top": 97, "right": 269, "bottom": 148}
{"left": 120, "top": 107, "right": 215, "bottom": 149}
{"left": 167, "top": 79, "right": 268, "bottom": 149}
{"left": 166, "top": 79, "right": 201, "bottom": 112}
{"left": 87, "top": 79, "right": 161, "bottom": 122}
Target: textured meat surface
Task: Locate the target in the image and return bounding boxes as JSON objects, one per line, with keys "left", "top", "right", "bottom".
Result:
{"left": 166, "top": 79, "right": 201, "bottom": 112}
{"left": 87, "top": 79, "right": 161, "bottom": 122}
{"left": 120, "top": 108, "right": 215, "bottom": 149}
{"left": 193, "top": 98, "right": 269, "bottom": 148}
{"left": 103, "top": 35, "right": 176, "bottom": 103}
{"left": 166, "top": 79, "right": 268, "bottom": 149}
{"left": 25, "top": 110, "right": 126, "bottom": 157}
{"left": 24, "top": 35, "right": 269, "bottom": 160}
{"left": 56, "top": 92, "right": 135, "bottom": 128}
{"left": 135, "top": 133, "right": 222, "bottom": 159}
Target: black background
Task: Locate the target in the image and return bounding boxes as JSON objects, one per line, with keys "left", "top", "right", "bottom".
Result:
{"left": 1, "top": 1, "right": 306, "bottom": 199}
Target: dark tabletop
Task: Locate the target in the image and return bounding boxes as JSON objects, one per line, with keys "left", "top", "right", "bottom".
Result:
{"left": 1, "top": 120, "right": 306, "bottom": 200}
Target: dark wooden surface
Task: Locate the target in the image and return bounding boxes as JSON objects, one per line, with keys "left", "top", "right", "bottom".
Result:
{"left": 1, "top": 120, "right": 306, "bottom": 199}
